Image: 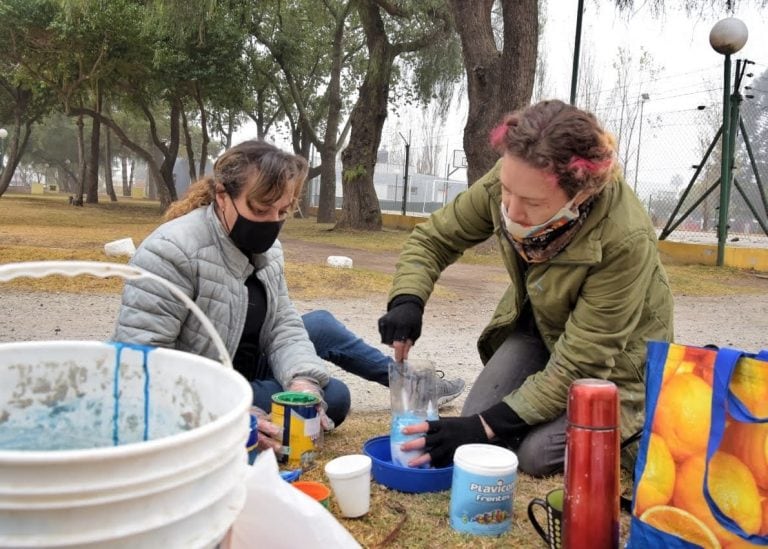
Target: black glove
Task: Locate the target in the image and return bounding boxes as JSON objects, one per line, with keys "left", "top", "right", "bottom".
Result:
{"left": 378, "top": 294, "right": 424, "bottom": 345}
{"left": 424, "top": 403, "right": 531, "bottom": 468}
{"left": 480, "top": 402, "right": 530, "bottom": 442}
{"left": 423, "top": 416, "right": 489, "bottom": 468}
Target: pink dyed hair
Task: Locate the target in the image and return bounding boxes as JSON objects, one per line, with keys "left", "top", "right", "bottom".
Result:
{"left": 489, "top": 122, "right": 510, "bottom": 150}
{"left": 489, "top": 100, "right": 617, "bottom": 197}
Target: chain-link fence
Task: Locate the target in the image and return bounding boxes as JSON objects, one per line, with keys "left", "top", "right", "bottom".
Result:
{"left": 307, "top": 86, "right": 768, "bottom": 245}
{"left": 616, "top": 97, "right": 768, "bottom": 247}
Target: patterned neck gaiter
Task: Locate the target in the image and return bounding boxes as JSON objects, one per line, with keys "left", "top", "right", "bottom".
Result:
{"left": 503, "top": 198, "right": 595, "bottom": 264}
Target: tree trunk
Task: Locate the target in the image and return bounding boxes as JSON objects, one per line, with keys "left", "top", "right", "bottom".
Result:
{"left": 85, "top": 85, "right": 102, "bottom": 203}
{"left": 298, "top": 170, "right": 315, "bottom": 218}
{"left": 224, "top": 109, "right": 234, "bottom": 151}
{"left": 448, "top": 0, "right": 538, "bottom": 184}
{"left": 146, "top": 132, "right": 162, "bottom": 201}
{"left": 147, "top": 160, "right": 158, "bottom": 200}
{"left": 121, "top": 156, "right": 129, "bottom": 196}
{"left": 67, "top": 106, "right": 174, "bottom": 207}
{"left": 194, "top": 84, "right": 210, "bottom": 178}
{"left": 75, "top": 114, "right": 86, "bottom": 204}
{"left": 297, "top": 136, "right": 314, "bottom": 218}
{"left": 128, "top": 160, "right": 134, "bottom": 195}
{"left": 0, "top": 118, "right": 33, "bottom": 197}
{"left": 0, "top": 84, "right": 44, "bottom": 197}
{"left": 104, "top": 126, "right": 117, "bottom": 201}
{"left": 181, "top": 108, "right": 197, "bottom": 183}
{"left": 338, "top": 0, "right": 395, "bottom": 230}
{"left": 58, "top": 162, "right": 76, "bottom": 194}
{"left": 154, "top": 98, "right": 180, "bottom": 208}
{"left": 317, "top": 148, "right": 338, "bottom": 222}
{"left": 313, "top": 1, "right": 350, "bottom": 223}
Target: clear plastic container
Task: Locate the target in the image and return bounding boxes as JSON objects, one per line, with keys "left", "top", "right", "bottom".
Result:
{"left": 388, "top": 359, "right": 438, "bottom": 467}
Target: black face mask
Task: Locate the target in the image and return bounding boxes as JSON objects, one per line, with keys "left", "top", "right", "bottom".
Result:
{"left": 227, "top": 200, "right": 284, "bottom": 255}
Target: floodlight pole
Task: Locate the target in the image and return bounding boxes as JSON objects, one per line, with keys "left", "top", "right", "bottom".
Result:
{"left": 399, "top": 131, "right": 410, "bottom": 216}
{"left": 569, "top": 0, "right": 585, "bottom": 105}
{"left": 633, "top": 93, "right": 649, "bottom": 195}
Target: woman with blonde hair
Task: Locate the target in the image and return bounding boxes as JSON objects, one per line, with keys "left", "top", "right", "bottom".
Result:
{"left": 379, "top": 100, "right": 674, "bottom": 475}
{"left": 115, "top": 140, "right": 350, "bottom": 450}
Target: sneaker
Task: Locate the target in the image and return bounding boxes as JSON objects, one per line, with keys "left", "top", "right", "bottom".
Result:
{"left": 435, "top": 370, "right": 466, "bottom": 408}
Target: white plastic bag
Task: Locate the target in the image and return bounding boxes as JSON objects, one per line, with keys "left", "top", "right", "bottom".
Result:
{"left": 221, "top": 449, "right": 361, "bottom": 549}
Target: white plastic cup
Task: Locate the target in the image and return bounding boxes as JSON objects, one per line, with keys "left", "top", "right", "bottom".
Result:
{"left": 324, "top": 454, "right": 372, "bottom": 518}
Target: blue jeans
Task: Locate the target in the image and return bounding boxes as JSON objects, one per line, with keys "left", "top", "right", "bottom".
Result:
{"left": 302, "top": 309, "right": 391, "bottom": 386}
{"left": 250, "top": 310, "right": 390, "bottom": 427}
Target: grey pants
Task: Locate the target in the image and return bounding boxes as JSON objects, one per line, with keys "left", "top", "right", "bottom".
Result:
{"left": 461, "top": 332, "right": 567, "bottom": 477}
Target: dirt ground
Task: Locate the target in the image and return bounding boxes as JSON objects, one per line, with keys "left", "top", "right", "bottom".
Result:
{"left": 1, "top": 238, "right": 767, "bottom": 415}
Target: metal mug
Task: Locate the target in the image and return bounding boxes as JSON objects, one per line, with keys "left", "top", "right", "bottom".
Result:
{"left": 527, "top": 487, "right": 563, "bottom": 549}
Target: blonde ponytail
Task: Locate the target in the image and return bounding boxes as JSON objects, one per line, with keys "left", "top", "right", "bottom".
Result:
{"left": 163, "top": 176, "right": 216, "bottom": 221}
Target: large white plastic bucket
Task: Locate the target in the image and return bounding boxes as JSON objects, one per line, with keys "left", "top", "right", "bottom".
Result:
{"left": 0, "top": 262, "right": 253, "bottom": 548}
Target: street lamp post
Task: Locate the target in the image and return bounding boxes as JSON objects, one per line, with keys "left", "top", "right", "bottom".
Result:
{"left": 709, "top": 17, "right": 748, "bottom": 266}
{"left": 633, "top": 93, "right": 650, "bottom": 195}
{"left": 0, "top": 128, "right": 8, "bottom": 173}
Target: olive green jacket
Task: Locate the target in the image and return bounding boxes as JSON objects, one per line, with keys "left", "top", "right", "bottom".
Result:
{"left": 388, "top": 161, "right": 674, "bottom": 439}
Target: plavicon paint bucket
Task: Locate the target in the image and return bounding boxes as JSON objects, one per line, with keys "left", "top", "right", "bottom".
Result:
{"left": 271, "top": 391, "right": 321, "bottom": 469}
{"left": 449, "top": 444, "right": 518, "bottom": 536}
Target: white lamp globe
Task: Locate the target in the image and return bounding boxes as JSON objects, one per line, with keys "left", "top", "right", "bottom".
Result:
{"left": 0, "top": 128, "right": 7, "bottom": 139}
{"left": 709, "top": 17, "right": 748, "bottom": 55}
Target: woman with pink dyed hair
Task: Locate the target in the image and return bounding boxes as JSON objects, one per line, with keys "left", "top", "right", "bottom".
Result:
{"left": 378, "top": 100, "right": 674, "bottom": 476}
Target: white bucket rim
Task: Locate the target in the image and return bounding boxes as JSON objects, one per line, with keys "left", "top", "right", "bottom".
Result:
{"left": 0, "top": 340, "right": 252, "bottom": 464}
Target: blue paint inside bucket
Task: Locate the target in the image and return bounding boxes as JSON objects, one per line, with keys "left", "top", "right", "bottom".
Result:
{"left": 0, "top": 342, "right": 188, "bottom": 451}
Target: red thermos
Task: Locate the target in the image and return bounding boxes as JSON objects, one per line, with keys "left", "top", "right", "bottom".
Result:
{"left": 563, "top": 379, "right": 620, "bottom": 548}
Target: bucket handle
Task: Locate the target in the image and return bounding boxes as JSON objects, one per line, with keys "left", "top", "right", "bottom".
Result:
{"left": 0, "top": 260, "right": 233, "bottom": 369}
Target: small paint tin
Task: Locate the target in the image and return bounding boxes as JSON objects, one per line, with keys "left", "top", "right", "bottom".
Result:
{"left": 449, "top": 444, "right": 518, "bottom": 536}
{"left": 270, "top": 391, "right": 321, "bottom": 469}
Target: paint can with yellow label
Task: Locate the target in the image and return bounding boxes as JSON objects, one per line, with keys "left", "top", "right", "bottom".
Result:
{"left": 270, "top": 391, "right": 321, "bottom": 469}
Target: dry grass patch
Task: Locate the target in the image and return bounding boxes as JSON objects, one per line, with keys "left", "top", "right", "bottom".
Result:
{"left": 282, "top": 219, "right": 408, "bottom": 253}
{"left": 286, "top": 263, "right": 394, "bottom": 299}
{"left": 282, "top": 217, "right": 505, "bottom": 266}
{"left": 1, "top": 193, "right": 765, "bottom": 298}
{"left": 665, "top": 264, "right": 767, "bottom": 296}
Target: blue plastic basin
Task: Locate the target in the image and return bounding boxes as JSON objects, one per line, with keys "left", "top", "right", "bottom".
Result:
{"left": 363, "top": 435, "right": 452, "bottom": 493}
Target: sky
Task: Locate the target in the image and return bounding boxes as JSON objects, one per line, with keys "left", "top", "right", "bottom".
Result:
{"left": 535, "top": 2, "right": 768, "bottom": 198}
{"left": 544, "top": 1, "right": 768, "bottom": 101}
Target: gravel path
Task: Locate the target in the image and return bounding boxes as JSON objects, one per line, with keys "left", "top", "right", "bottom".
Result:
{"left": 1, "top": 280, "right": 766, "bottom": 415}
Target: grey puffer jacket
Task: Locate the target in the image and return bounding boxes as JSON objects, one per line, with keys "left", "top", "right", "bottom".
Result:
{"left": 113, "top": 204, "right": 330, "bottom": 389}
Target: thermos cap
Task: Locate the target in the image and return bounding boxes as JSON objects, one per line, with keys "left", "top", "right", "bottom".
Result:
{"left": 567, "top": 379, "right": 619, "bottom": 428}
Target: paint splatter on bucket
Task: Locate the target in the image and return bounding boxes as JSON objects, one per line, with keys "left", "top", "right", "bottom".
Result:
{"left": 0, "top": 340, "right": 253, "bottom": 548}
